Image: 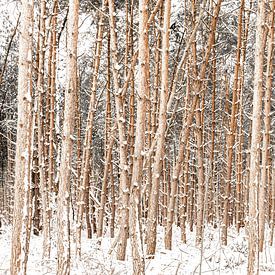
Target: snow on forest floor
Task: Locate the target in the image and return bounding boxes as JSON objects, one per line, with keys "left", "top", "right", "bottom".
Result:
{"left": 1, "top": 225, "right": 275, "bottom": 274}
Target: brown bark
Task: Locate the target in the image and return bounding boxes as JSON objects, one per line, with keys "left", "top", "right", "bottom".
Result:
{"left": 247, "top": 0, "right": 267, "bottom": 273}
{"left": 57, "top": 0, "right": 79, "bottom": 273}
{"left": 10, "top": 1, "right": 34, "bottom": 274}
{"left": 108, "top": 0, "right": 130, "bottom": 261}
{"left": 146, "top": 0, "right": 171, "bottom": 257}
{"left": 222, "top": 0, "right": 244, "bottom": 245}
{"left": 259, "top": 2, "right": 274, "bottom": 252}
{"left": 165, "top": 0, "right": 222, "bottom": 250}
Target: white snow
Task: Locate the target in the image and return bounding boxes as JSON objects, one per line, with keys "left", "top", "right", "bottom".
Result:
{"left": 1, "top": 225, "right": 275, "bottom": 274}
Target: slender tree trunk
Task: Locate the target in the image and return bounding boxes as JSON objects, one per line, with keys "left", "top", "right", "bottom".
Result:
{"left": 259, "top": 2, "right": 274, "bottom": 252}
{"left": 108, "top": 0, "right": 130, "bottom": 261}
{"left": 146, "top": 0, "right": 171, "bottom": 257}
{"left": 36, "top": 0, "right": 51, "bottom": 259}
{"left": 129, "top": 0, "right": 150, "bottom": 272}
{"left": 222, "top": 0, "right": 244, "bottom": 245}
{"left": 57, "top": 0, "right": 79, "bottom": 273}
{"left": 247, "top": 1, "right": 266, "bottom": 274}
{"left": 195, "top": 98, "right": 205, "bottom": 245}
{"left": 49, "top": 0, "right": 58, "bottom": 193}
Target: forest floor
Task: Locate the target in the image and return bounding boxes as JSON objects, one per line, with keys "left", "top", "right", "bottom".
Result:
{"left": 1, "top": 225, "right": 275, "bottom": 274}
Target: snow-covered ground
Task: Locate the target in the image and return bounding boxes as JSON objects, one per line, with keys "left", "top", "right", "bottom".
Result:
{"left": 1, "top": 225, "right": 275, "bottom": 274}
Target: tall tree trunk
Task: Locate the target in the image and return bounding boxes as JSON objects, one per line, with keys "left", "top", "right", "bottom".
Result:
{"left": 49, "top": 0, "right": 58, "bottom": 193}
{"left": 36, "top": 0, "right": 51, "bottom": 259}
{"left": 108, "top": 0, "right": 130, "bottom": 261}
{"left": 247, "top": 0, "right": 266, "bottom": 274}
{"left": 129, "top": 0, "right": 150, "bottom": 272}
{"left": 222, "top": 0, "right": 244, "bottom": 245}
{"left": 259, "top": 2, "right": 274, "bottom": 252}
{"left": 164, "top": 0, "right": 222, "bottom": 250}
{"left": 56, "top": 0, "right": 79, "bottom": 273}
{"left": 146, "top": 0, "right": 171, "bottom": 257}
{"left": 10, "top": 0, "right": 34, "bottom": 274}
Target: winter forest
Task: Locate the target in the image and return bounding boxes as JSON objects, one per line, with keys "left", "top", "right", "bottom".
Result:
{"left": 0, "top": 0, "right": 274, "bottom": 274}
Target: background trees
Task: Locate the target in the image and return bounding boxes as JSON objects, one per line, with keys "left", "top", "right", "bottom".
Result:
{"left": 0, "top": 0, "right": 274, "bottom": 274}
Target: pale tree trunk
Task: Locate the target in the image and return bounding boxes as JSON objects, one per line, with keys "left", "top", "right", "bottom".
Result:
{"left": 129, "top": 0, "right": 150, "bottom": 272}
{"left": 259, "top": 2, "right": 274, "bottom": 252}
{"left": 10, "top": 0, "right": 34, "bottom": 274}
{"left": 75, "top": 0, "right": 106, "bottom": 258}
{"left": 247, "top": 0, "right": 266, "bottom": 274}
{"left": 57, "top": 0, "right": 79, "bottom": 274}
{"left": 146, "top": 0, "right": 171, "bottom": 257}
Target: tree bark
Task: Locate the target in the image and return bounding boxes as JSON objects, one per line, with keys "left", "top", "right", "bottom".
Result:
{"left": 247, "top": 0, "right": 266, "bottom": 274}
{"left": 146, "top": 0, "right": 171, "bottom": 257}
{"left": 56, "top": 0, "right": 79, "bottom": 273}
{"left": 10, "top": 1, "right": 34, "bottom": 274}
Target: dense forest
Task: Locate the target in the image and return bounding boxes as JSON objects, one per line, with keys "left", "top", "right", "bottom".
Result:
{"left": 0, "top": 0, "right": 274, "bottom": 274}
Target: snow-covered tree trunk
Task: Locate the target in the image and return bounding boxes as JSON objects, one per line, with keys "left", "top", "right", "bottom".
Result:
{"left": 247, "top": 0, "right": 266, "bottom": 274}
{"left": 129, "top": 0, "right": 150, "bottom": 272}
{"left": 146, "top": 0, "right": 171, "bottom": 257}
{"left": 259, "top": 1, "right": 274, "bottom": 252}
{"left": 165, "top": 0, "right": 222, "bottom": 250}
{"left": 107, "top": 0, "right": 130, "bottom": 261}
{"left": 56, "top": 0, "right": 79, "bottom": 273}
{"left": 10, "top": 0, "right": 34, "bottom": 274}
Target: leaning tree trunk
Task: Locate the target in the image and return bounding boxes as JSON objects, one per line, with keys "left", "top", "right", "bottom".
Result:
{"left": 76, "top": 0, "right": 106, "bottom": 257}
{"left": 164, "top": 0, "right": 222, "bottom": 250}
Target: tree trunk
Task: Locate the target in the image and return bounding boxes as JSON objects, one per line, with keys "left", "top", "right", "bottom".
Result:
{"left": 75, "top": 0, "right": 106, "bottom": 257}
{"left": 108, "top": 0, "right": 130, "bottom": 261}
{"left": 56, "top": 0, "right": 79, "bottom": 273}
{"left": 222, "top": 0, "right": 244, "bottom": 245}
{"left": 247, "top": 0, "right": 266, "bottom": 274}
{"left": 10, "top": 1, "right": 34, "bottom": 274}
{"left": 259, "top": 2, "right": 274, "bottom": 252}
{"left": 146, "top": 0, "right": 171, "bottom": 257}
